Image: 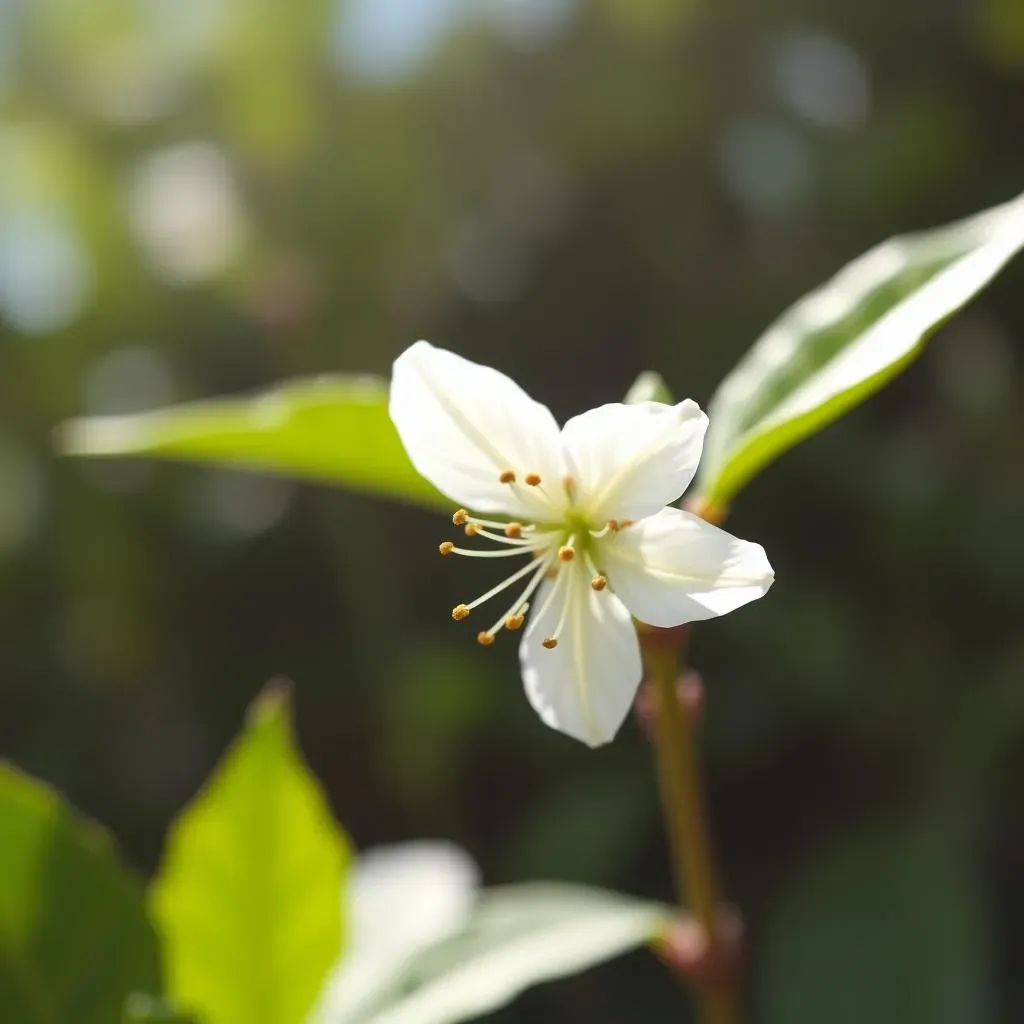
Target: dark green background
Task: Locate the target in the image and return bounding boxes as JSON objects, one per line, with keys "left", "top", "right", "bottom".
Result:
{"left": 2, "top": 0, "right": 1023, "bottom": 1020}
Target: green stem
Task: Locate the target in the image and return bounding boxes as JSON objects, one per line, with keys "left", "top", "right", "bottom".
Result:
{"left": 645, "top": 638, "right": 740, "bottom": 1024}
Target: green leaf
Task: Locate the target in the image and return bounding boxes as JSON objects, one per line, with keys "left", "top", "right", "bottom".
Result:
{"left": 57, "top": 376, "right": 447, "bottom": 510}
{"left": 623, "top": 371, "right": 674, "bottom": 405}
{"left": 0, "top": 763, "right": 161, "bottom": 1024}
{"left": 149, "top": 685, "right": 352, "bottom": 1024}
{"left": 760, "top": 822, "right": 995, "bottom": 1024}
{"left": 341, "top": 883, "right": 670, "bottom": 1024}
{"left": 696, "top": 191, "right": 1024, "bottom": 510}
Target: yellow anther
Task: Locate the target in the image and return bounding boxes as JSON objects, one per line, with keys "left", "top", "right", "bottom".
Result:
{"left": 452, "top": 509, "right": 469, "bottom": 526}
{"left": 524, "top": 472, "right": 542, "bottom": 486}
{"left": 504, "top": 522, "right": 523, "bottom": 538}
{"left": 545, "top": 567, "right": 558, "bottom": 580}
{"left": 620, "top": 519, "right": 633, "bottom": 528}
{"left": 464, "top": 523, "right": 480, "bottom": 537}
{"left": 557, "top": 546, "right": 575, "bottom": 562}
{"left": 591, "top": 575, "right": 608, "bottom": 591}
{"left": 563, "top": 476, "right": 577, "bottom": 500}
{"left": 606, "top": 520, "right": 620, "bottom": 532}
{"left": 439, "top": 541, "right": 455, "bottom": 556}
{"left": 499, "top": 469, "right": 516, "bottom": 484}
{"left": 477, "top": 631, "right": 495, "bottom": 646}
{"left": 505, "top": 613, "right": 525, "bottom": 631}
{"left": 542, "top": 637, "right": 558, "bottom": 649}
{"left": 452, "top": 604, "right": 470, "bottom": 621}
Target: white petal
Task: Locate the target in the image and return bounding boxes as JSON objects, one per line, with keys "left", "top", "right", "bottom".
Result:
{"left": 390, "top": 341, "right": 566, "bottom": 516}
{"left": 519, "top": 564, "right": 642, "bottom": 747}
{"left": 313, "top": 841, "right": 480, "bottom": 1024}
{"left": 560, "top": 400, "right": 708, "bottom": 522}
{"left": 601, "top": 507, "right": 774, "bottom": 628}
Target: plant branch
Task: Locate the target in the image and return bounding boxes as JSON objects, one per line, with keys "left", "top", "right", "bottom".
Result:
{"left": 643, "top": 631, "right": 741, "bottom": 1024}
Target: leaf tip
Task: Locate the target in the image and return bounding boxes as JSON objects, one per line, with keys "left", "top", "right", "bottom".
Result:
{"left": 624, "top": 371, "right": 674, "bottom": 405}
{"left": 250, "top": 676, "right": 294, "bottom": 725}
{"left": 54, "top": 414, "right": 140, "bottom": 457}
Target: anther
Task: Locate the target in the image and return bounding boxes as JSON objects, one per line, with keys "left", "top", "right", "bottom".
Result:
{"left": 525, "top": 473, "right": 542, "bottom": 486}
{"left": 557, "top": 546, "right": 575, "bottom": 562}
{"left": 542, "top": 637, "right": 558, "bottom": 649}
{"left": 477, "top": 631, "right": 495, "bottom": 646}
{"left": 563, "top": 476, "right": 577, "bottom": 501}
{"left": 591, "top": 575, "right": 608, "bottom": 591}
{"left": 606, "top": 520, "right": 620, "bottom": 532}
{"left": 452, "top": 509, "right": 469, "bottom": 526}
{"left": 439, "top": 541, "right": 455, "bottom": 556}
{"left": 505, "top": 613, "right": 525, "bottom": 631}
{"left": 499, "top": 469, "right": 516, "bottom": 484}
{"left": 621, "top": 519, "right": 633, "bottom": 528}
{"left": 464, "top": 523, "right": 480, "bottom": 537}
{"left": 504, "top": 522, "right": 523, "bottom": 538}
{"left": 452, "top": 604, "right": 470, "bottom": 621}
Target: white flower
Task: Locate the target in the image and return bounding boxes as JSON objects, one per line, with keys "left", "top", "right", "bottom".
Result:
{"left": 389, "top": 341, "right": 774, "bottom": 747}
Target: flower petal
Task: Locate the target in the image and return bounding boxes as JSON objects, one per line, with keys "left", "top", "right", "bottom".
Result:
{"left": 390, "top": 341, "right": 566, "bottom": 516}
{"left": 560, "top": 400, "right": 708, "bottom": 522}
{"left": 519, "top": 564, "right": 642, "bottom": 747}
{"left": 601, "top": 507, "right": 774, "bottom": 628}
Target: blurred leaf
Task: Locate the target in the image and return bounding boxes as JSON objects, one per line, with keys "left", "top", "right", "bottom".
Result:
{"left": 760, "top": 821, "right": 995, "bottom": 1024}
{"left": 623, "top": 371, "right": 674, "bottom": 405}
{"left": 149, "top": 686, "right": 353, "bottom": 1024}
{"left": 696, "top": 191, "right": 1024, "bottom": 510}
{"left": 312, "top": 842, "right": 480, "bottom": 1024}
{"left": 0, "top": 763, "right": 161, "bottom": 1024}
{"left": 58, "top": 376, "right": 447, "bottom": 510}
{"left": 344, "top": 883, "right": 670, "bottom": 1024}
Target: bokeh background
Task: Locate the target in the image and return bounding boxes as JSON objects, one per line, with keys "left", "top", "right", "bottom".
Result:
{"left": 3, "top": 0, "right": 1024, "bottom": 1021}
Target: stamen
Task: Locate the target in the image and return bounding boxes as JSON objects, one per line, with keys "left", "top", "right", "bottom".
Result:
{"left": 478, "top": 552, "right": 555, "bottom": 641}
{"left": 499, "top": 469, "right": 516, "bottom": 484}
{"left": 469, "top": 525, "right": 538, "bottom": 547}
{"left": 462, "top": 553, "right": 550, "bottom": 614}
{"left": 607, "top": 520, "right": 620, "bottom": 532}
{"left": 524, "top": 473, "right": 542, "bottom": 486}
{"left": 452, "top": 604, "right": 471, "bottom": 620}
{"left": 468, "top": 516, "right": 536, "bottom": 532}
{"left": 557, "top": 545, "right": 575, "bottom": 562}
{"left": 439, "top": 541, "right": 455, "bottom": 556}
{"left": 464, "top": 523, "right": 480, "bottom": 537}
{"left": 530, "top": 562, "right": 570, "bottom": 647}
{"left": 477, "top": 632, "right": 495, "bottom": 646}
{"left": 620, "top": 519, "right": 634, "bottom": 528}
{"left": 543, "top": 569, "right": 576, "bottom": 650}
{"left": 563, "top": 476, "right": 577, "bottom": 502}
{"left": 443, "top": 544, "right": 547, "bottom": 559}
{"left": 462, "top": 513, "right": 538, "bottom": 533}
{"left": 505, "top": 522, "right": 523, "bottom": 538}
{"left": 452, "top": 509, "right": 469, "bottom": 526}
{"left": 582, "top": 550, "right": 606, "bottom": 591}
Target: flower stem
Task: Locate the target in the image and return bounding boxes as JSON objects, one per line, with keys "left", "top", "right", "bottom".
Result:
{"left": 644, "top": 635, "right": 741, "bottom": 1024}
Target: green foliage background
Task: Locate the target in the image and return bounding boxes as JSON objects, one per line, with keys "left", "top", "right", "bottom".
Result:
{"left": 3, "top": 0, "right": 1024, "bottom": 1021}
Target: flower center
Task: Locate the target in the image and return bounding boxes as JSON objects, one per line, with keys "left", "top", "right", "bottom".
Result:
{"left": 438, "top": 471, "right": 622, "bottom": 650}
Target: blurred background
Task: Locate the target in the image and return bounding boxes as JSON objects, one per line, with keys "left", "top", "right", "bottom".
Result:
{"left": 2, "top": 0, "right": 1024, "bottom": 1021}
